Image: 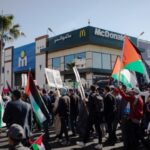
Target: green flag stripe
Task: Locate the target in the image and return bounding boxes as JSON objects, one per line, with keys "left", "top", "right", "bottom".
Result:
{"left": 34, "top": 112, "right": 42, "bottom": 129}
{"left": 124, "top": 60, "right": 145, "bottom": 74}
{"left": 32, "top": 144, "right": 40, "bottom": 150}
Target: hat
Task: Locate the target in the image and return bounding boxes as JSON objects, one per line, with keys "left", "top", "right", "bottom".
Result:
{"left": 59, "top": 87, "right": 68, "bottom": 96}
{"left": 8, "top": 124, "right": 25, "bottom": 140}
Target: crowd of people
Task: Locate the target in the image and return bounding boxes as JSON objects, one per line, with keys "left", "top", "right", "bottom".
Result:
{"left": 1, "top": 83, "right": 150, "bottom": 150}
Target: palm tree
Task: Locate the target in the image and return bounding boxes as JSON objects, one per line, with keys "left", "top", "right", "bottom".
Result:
{"left": 0, "top": 14, "right": 25, "bottom": 83}
{"left": 66, "top": 62, "right": 75, "bottom": 71}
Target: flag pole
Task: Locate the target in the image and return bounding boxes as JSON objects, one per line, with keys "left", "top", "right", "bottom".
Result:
{"left": 118, "top": 35, "right": 126, "bottom": 87}
{"left": 110, "top": 56, "right": 120, "bottom": 86}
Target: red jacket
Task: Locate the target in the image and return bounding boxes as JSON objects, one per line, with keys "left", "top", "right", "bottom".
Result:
{"left": 118, "top": 89, "right": 144, "bottom": 121}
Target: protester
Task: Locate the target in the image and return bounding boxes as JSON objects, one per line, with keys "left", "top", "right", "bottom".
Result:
{"left": 77, "top": 85, "right": 103, "bottom": 150}
{"left": 56, "top": 87, "right": 70, "bottom": 145}
{"left": 104, "top": 86, "right": 117, "bottom": 144}
{"left": 118, "top": 87, "right": 145, "bottom": 150}
{"left": 144, "top": 95, "right": 150, "bottom": 133}
{"left": 42, "top": 89, "right": 51, "bottom": 114}
{"left": 3, "top": 90, "right": 32, "bottom": 146}
{"left": 7, "top": 124, "right": 30, "bottom": 150}
{"left": 76, "top": 91, "right": 89, "bottom": 139}
{"left": 41, "top": 89, "right": 51, "bottom": 149}
{"left": 21, "top": 93, "right": 30, "bottom": 103}
{"left": 68, "top": 89, "right": 80, "bottom": 136}
{"left": 53, "top": 89, "right": 61, "bottom": 140}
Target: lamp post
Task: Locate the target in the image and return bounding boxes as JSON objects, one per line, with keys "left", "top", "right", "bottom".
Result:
{"left": 137, "top": 31, "right": 144, "bottom": 48}
{"left": 47, "top": 27, "right": 55, "bottom": 36}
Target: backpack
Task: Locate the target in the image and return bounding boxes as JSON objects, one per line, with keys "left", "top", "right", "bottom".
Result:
{"left": 93, "top": 93, "right": 104, "bottom": 114}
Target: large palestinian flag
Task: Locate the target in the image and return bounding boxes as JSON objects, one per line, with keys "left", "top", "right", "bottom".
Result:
{"left": 122, "top": 36, "right": 145, "bottom": 74}
{"left": 111, "top": 56, "right": 137, "bottom": 88}
{"left": 31, "top": 135, "right": 45, "bottom": 150}
{"left": 25, "top": 72, "right": 49, "bottom": 128}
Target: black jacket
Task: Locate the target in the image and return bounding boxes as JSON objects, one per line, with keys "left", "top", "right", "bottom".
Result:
{"left": 57, "top": 95, "right": 70, "bottom": 118}
{"left": 104, "top": 92, "right": 116, "bottom": 121}
{"left": 3, "top": 99, "right": 32, "bottom": 138}
{"left": 70, "top": 94, "right": 80, "bottom": 116}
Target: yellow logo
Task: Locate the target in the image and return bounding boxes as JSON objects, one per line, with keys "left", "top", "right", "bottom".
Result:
{"left": 79, "top": 29, "right": 86, "bottom": 37}
{"left": 21, "top": 50, "right": 26, "bottom": 58}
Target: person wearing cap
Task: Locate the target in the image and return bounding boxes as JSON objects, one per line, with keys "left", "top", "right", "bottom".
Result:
{"left": 8, "top": 124, "right": 30, "bottom": 150}
{"left": 56, "top": 87, "right": 70, "bottom": 145}
{"left": 3, "top": 90, "right": 32, "bottom": 146}
{"left": 118, "top": 87, "right": 144, "bottom": 150}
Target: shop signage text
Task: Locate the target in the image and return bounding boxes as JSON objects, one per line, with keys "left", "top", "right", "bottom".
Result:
{"left": 94, "top": 28, "right": 124, "bottom": 41}
{"left": 54, "top": 33, "right": 72, "bottom": 43}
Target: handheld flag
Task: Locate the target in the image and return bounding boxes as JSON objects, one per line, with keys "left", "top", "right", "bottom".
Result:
{"left": 111, "top": 56, "right": 137, "bottom": 88}
{"left": 122, "top": 36, "right": 145, "bottom": 74}
{"left": 31, "top": 135, "right": 45, "bottom": 150}
{"left": 25, "top": 72, "right": 49, "bottom": 128}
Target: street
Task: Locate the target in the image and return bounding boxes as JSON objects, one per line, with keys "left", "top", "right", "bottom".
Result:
{"left": 0, "top": 126, "right": 147, "bottom": 150}
{"left": 0, "top": 128, "right": 149, "bottom": 150}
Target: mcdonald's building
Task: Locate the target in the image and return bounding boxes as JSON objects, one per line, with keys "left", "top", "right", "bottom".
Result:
{"left": 41, "top": 26, "right": 139, "bottom": 88}
{"left": 2, "top": 26, "right": 150, "bottom": 89}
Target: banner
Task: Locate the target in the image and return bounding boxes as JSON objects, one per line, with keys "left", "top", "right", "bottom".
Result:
{"left": 73, "top": 66, "right": 85, "bottom": 100}
{"left": 21, "top": 73, "right": 27, "bottom": 87}
{"left": 45, "top": 68, "right": 63, "bottom": 88}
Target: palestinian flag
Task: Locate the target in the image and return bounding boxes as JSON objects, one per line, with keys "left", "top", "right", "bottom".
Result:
{"left": 31, "top": 135, "right": 45, "bottom": 150}
{"left": 111, "top": 56, "right": 137, "bottom": 88}
{"left": 25, "top": 72, "right": 49, "bottom": 128}
{"left": 122, "top": 36, "right": 145, "bottom": 74}
{"left": 0, "top": 95, "right": 5, "bottom": 128}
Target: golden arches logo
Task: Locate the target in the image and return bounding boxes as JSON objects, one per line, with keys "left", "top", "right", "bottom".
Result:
{"left": 79, "top": 29, "right": 86, "bottom": 37}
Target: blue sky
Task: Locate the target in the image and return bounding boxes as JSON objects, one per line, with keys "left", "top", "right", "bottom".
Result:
{"left": 1, "top": 0, "right": 150, "bottom": 48}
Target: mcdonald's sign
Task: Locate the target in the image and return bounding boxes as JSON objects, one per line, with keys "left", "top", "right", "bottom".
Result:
{"left": 79, "top": 29, "right": 86, "bottom": 37}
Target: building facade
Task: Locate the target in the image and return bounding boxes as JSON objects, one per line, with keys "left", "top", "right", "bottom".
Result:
{"left": 2, "top": 26, "right": 150, "bottom": 89}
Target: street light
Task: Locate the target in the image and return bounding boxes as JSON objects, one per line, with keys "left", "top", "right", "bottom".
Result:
{"left": 47, "top": 27, "right": 55, "bottom": 35}
{"left": 137, "top": 31, "right": 144, "bottom": 48}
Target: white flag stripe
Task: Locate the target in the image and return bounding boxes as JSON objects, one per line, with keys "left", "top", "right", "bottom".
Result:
{"left": 121, "top": 69, "right": 137, "bottom": 88}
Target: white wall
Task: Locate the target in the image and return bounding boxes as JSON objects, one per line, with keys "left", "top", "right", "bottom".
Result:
{"left": 36, "top": 54, "right": 46, "bottom": 88}
{"left": 4, "top": 62, "right": 12, "bottom": 87}
{"left": 35, "top": 35, "right": 48, "bottom": 88}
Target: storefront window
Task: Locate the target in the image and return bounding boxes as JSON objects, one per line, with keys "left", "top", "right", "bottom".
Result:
{"left": 111, "top": 55, "right": 118, "bottom": 69}
{"left": 64, "top": 52, "right": 86, "bottom": 70}
{"left": 64, "top": 54, "right": 75, "bottom": 70}
{"left": 102, "top": 53, "right": 111, "bottom": 69}
{"left": 52, "top": 57, "right": 61, "bottom": 70}
{"left": 92, "top": 52, "right": 102, "bottom": 69}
